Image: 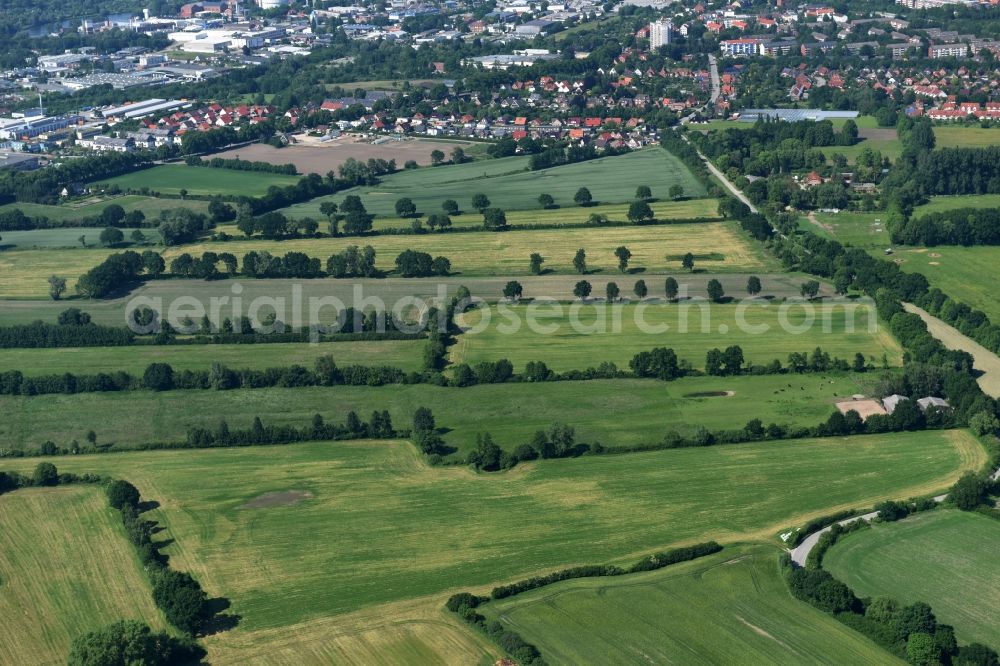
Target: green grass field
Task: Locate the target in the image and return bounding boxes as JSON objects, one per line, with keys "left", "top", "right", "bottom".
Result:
{"left": 451, "top": 301, "right": 902, "bottom": 372}
{"left": 802, "top": 211, "right": 890, "bottom": 250}
{"left": 96, "top": 165, "right": 301, "bottom": 197}
{"left": 892, "top": 246, "right": 1000, "bottom": 322}
{"left": 0, "top": 430, "right": 981, "bottom": 663}
{"left": 696, "top": 116, "right": 878, "bottom": 132}
{"left": 0, "top": 374, "right": 881, "bottom": 456}
{"left": 935, "top": 125, "right": 1000, "bottom": 148}
{"left": 912, "top": 194, "right": 1000, "bottom": 216}
{"left": 0, "top": 339, "right": 424, "bottom": 377}
{"left": 360, "top": 198, "right": 721, "bottom": 231}
{"left": 0, "top": 486, "right": 168, "bottom": 666}
{"left": 480, "top": 544, "right": 900, "bottom": 665}
{"left": 283, "top": 148, "right": 707, "bottom": 218}
{"left": 824, "top": 509, "right": 1000, "bottom": 649}
{"left": 0, "top": 226, "right": 161, "bottom": 249}
{"left": 0, "top": 195, "right": 210, "bottom": 223}
{"left": 164, "top": 221, "right": 771, "bottom": 277}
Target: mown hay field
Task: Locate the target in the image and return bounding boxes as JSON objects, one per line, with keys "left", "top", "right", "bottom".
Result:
{"left": 0, "top": 486, "right": 168, "bottom": 666}
{"left": 0, "top": 430, "right": 981, "bottom": 663}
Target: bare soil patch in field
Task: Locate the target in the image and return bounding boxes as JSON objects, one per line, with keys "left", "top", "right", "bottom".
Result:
{"left": 836, "top": 399, "right": 886, "bottom": 420}
{"left": 241, "top": 490, "right": 314, "bottom": 509}
{"left": 212, "top": 136, "right": 480, "bottom": 175}
{"left": 858, "top": 128, "right": 897, "bottom": 140}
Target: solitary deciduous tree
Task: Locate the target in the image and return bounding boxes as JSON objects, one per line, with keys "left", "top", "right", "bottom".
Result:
{"left": 430, "top": 149, "right": 445, "bottom": 166}
{"left": 606, "top": 281, "right": 620, "bottom": 301}
{"left": 801, "top": 280, "right": 820, "bottom": 300}
{"left": 573, "top": 248, "right": 587, "bottom": 274}
{"left": 707, "top": 278, "right": 725, "bottom": 302}
{"left": 746, "top": 275, "right": 762, "bottom": 296}
{"left": 482, "top": 208, "right": 508, "bottom": 231}
{"left": 574, "top": 187, "right": 593, "bottom": 206}
{"left": 635, "top": 185, "right": 652, "bottom": 200}
{"left": 664, "top": 277, "right": 679, "bottom": 301}
{"left": 442, "top": 199, "right": 459, "bottom": 215}
{"left": 538, "top": 193, "right": 554, "bottom": 209}
{"left": 681, "top": 252, "right": 695, "bottom": 272}
{"left": 614, "top": 246, "right": 632, "bottom": 273}
{"left": 472, "top": 193, "right": 490, "bottom": 212}
{"left": 634, "top": 279, "right": 647, "bottom": 299}
{"left": 394, "top": 197, "right": 417, "bottom": 218}
{"left": 573, "top": 280, "right": 592, "bottom": 300}
{"left": 503, "top": 280, "right": 523, "bottom": 301}
{"left": 627, "top": 200, "right": 653, "bottom": 223}
{"left": 669, "top": 184, "right": 684, "bottom": 200}
{"left": 529, "top": 253, "right": 544, "bottom": 275}
{"left": 48, "top": 275, "right": 66, "bottom": 301}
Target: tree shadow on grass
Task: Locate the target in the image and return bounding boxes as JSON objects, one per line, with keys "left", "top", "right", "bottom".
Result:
{"left": 138, "top": 499, "right": 160, "bottom": 513}
{"left": 200, "top": 597, "right": 241, "bottom": 636}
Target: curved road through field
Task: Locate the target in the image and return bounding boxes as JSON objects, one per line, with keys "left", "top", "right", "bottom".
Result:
{"left": 791, "top": 460, "right": 1000, "bottom": 566}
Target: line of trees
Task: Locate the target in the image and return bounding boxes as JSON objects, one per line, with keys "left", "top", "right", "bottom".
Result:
{"left": 0, "top": 357, "right": 412, "bottom": 398}
{"left": 0, "top": 312, "right": 134, "bottom": 348}
{"left": 184, "top": 155, "right": 298, "bottom": 175}
{"left": 889, "top": 207, "right": 1000, "bottom": 247}
{"left": 0, "top": 152, "right": 151, "bottom": 205}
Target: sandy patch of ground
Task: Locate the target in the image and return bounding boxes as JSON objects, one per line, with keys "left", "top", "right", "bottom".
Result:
{"left": 904, "top": 303, "right": 1000, "bottom": 398}
{"left": 212, "top": 136, "right": 479, "bottom": 175}
{"left": 240, "top": 490, "right": 313, "bottom": 509}
{"left": 929, "top": 261, "right": 940, "bottom": 266}
{"left": 836, "top": 399, "right": 887, "bottom": 420}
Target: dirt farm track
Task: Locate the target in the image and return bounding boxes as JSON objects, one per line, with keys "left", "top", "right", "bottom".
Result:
{"left": 211, "top": 135, "right": 482, "bottom": 175}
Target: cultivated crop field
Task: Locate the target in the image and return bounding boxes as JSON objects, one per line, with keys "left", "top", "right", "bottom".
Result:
{"left": 451, "top": 301, "right": 903, "bottom": 372}
{"left": 823, "top": 509, "right": 1000, "bottom": 649}
{"left": 0, "top": 431, "right": 981, "bottom": 662}
{"left": 479, "top": 544, "right": 899, "bottom": 665}
{"left": 0, "top": 374, "right": 878, "bottom": 455}
{"left": 211, "top": 136, "right": 489, "bottom": 174}
{"left": 0, "top": 221, "right": 765, "bottom": 299}
{"left": 0, "top": 339, "right": 424, "bottom": 377}
{"left": 95, "top": 164, "right": 302, "bottom": 197}
{"left": 0, "top": 486, "right": 167, "bottom": 666}
{"left": 284, "top": 148, "right": 708, "bottom": 217}
{"left": 165, "top": 221, "right": 770, "bottom": 276}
